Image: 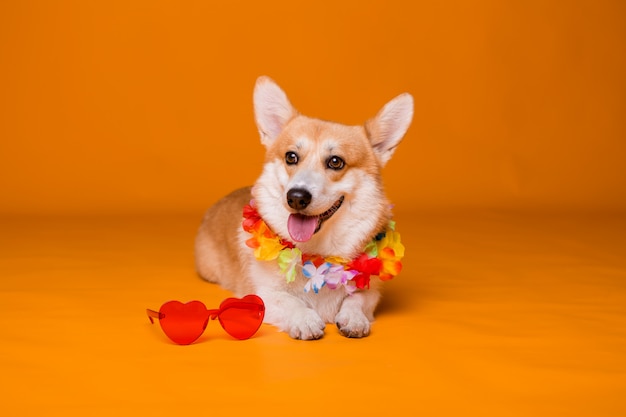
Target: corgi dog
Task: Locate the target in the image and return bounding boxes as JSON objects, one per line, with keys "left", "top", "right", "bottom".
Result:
{"left": 195, "top": 76, "right": 413, "bottom": 340}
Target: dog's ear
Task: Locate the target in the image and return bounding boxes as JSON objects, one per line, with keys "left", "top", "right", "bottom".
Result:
{"left": 253, "top": 76, "right": 298, "bottom": 147}
{"left": 365, "top": 93, "right": 414, "bottom": 166}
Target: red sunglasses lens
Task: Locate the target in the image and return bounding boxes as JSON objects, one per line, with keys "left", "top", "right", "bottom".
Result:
{"left": 218, "top": 295, "right": 265, "bottom": 340}
{"left": 158, "top": 300, "right": 209, "bottom": 345}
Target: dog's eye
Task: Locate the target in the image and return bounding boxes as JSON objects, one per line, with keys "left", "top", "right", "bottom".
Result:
{"left": 285, "top": 152, "right": 299, "bottom": 165}
{"left": 327, "top": 156, "right": 345, "bottom": 170}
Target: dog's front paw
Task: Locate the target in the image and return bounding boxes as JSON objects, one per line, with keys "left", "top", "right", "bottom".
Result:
{"left": 287, "top": 309, "right": 326, "bottom": 340}
{"left": 335, "top": 310, "right": 371, "bottom": 338}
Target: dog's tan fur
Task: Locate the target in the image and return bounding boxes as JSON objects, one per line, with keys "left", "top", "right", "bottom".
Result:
{"left": 195, "top": 76, "right": 413, "bottom": 339}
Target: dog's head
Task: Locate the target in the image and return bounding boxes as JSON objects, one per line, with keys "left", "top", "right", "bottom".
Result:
{"left": 251, "top": 76, "right": 413, "bottom": 254}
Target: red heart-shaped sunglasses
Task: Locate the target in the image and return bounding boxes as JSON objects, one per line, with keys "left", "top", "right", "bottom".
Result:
{"left": 147, "top": 294, "right": 265, "bottom": 344}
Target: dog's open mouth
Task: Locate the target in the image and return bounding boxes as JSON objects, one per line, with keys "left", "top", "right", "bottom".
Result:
{"left": 287, "top": 196, "right": 345, "bottom": 242}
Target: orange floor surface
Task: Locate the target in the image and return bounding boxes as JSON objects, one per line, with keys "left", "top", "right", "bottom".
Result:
{"left": 1, "top": 210, "right": 625, "bottom": 416}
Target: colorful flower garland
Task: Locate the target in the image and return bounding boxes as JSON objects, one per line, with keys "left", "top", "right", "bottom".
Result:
{"left": 242, "top": 201, "right": 404, "bottom": 294}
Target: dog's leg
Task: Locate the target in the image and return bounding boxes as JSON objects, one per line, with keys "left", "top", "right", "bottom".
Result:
{"left": 258, "top": 289, "right": 326, "bottom": 340}
{"left": 335, "top": 290, "right": 381, "bottom": 338}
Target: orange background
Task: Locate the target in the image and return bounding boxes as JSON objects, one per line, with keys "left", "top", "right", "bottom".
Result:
{"left": 1, "top": 1, "right": 626, "bottom": 416}
{"left": 1, "top": 0, "right": 625, "bottom": 214}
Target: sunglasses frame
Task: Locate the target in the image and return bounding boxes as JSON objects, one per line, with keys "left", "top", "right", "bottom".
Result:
{"left": 147, "top": 295, "right": 265, "bottom": 345}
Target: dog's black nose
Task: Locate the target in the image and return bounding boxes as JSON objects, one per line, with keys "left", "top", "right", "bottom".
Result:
{"left": 287, "top": 188, "right": 312, "bottom": 210}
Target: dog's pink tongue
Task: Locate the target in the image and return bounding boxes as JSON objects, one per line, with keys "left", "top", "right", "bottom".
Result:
{"left": 287, "top": 214, "right": 318, "bottom": 242}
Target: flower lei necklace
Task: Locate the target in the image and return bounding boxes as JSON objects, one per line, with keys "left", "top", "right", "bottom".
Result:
{"left": 242, "top": 201, "right": 405, "bottom": 294}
